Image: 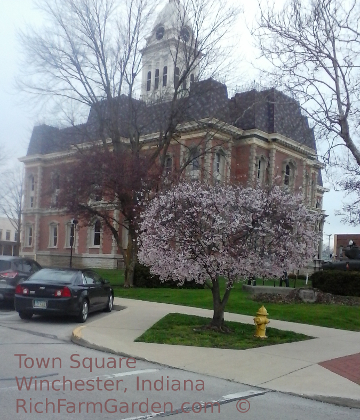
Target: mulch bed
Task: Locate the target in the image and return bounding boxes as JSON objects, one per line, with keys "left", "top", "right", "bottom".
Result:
{"left": 252, "top": 288, "right": 360, "bottom": 306}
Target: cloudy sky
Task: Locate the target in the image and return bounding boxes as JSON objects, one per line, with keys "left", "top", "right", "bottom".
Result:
{"left": 0, "top": 0, "right": 358, "bottom": 248}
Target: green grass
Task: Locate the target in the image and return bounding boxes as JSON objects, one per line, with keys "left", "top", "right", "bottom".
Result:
{"left": 135, "top": 313, "right": 313, "bottom": 350}
{"left": 93, "top": 269, "right": 360, "bottom": 331}
{"left": 94, "top": 268, "right": 124, "bottom": 286}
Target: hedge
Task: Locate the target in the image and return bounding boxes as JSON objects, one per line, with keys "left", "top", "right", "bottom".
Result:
{"left": 133, "top": 263, "right": 205, "bottom": 289}
{"left": 311, "top": 270, "right": 360, "bottom": 297}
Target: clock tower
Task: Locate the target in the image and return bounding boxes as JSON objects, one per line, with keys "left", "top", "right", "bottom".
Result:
{"left": 141, "top": 0, "right": 199, "bottom": 102}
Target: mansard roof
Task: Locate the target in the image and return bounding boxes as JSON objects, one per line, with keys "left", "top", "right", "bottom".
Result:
{"left": 26, "top": 79, "right": 318, "bottom": 155}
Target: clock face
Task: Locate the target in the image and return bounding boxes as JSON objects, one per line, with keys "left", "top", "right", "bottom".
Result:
{"left": 180, "top": 28, "right": 190, "bottom": 42}
{"left": 156, "top": 26, "right": 165, "bottom": 40}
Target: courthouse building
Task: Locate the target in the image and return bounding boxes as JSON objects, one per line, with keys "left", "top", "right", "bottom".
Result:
{"left": 19, "top": 0, "right": 326, "bottom": 269}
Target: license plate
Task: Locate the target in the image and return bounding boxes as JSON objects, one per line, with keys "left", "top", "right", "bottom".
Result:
{"left": 33, "top": 300, "right": 47, "bottom": 309}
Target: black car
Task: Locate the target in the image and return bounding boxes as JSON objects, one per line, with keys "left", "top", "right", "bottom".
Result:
{"left": 0, "top": 256, "right": 42, "bottom": 302}
{"left": 14, "top": 268, "right": 114, "bottom": 323}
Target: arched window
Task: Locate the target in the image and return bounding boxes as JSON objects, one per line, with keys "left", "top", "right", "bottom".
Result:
{"left": 163, "top": 66, "right": 167, "bottom": 87}
{"left": 147, "top": 71, "right": 151, "bottom": 91}
{"left": 155, "top": 69, "right": 159, "bottom": 90}
{"left": 174, "top": 67, "right": 180, "bottom": 88}
{"left": 284, "top": 164, "right": 290, "bottom": 186}
{"left": 282, "top": 159, "right": 297, "bottom": 189}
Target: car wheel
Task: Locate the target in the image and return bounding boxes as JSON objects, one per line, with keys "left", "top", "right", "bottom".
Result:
{"left": 104, "top": 294, "right": 113, "bottom": 312}
{"left": 19, "top": 312, "right": 33, "bottom": 320}
{"left": 76, "top": 299, "right": 89, "bottom": 323}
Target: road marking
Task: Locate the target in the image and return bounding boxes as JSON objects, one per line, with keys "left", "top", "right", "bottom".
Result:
{"left": 121, "top": 389, "right": 268, "bottom": 419}
{"left": 0, "top": 368, "right": 159, "bottom": 392}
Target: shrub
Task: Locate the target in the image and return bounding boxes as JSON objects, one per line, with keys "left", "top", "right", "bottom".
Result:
{"left": 311, "top": 270, "right": 360, "bottom": 297}
{"left": 133, "top": 263, "right": 205, "bottom": 289}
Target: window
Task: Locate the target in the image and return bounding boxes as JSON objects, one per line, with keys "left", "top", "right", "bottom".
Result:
{"left": 91, "top": 220, "right": 101, "bottom": 247}
{"left": 256, "top": 157, "right": 266, "bottom": 186}
{"left": 0, "top": 230, "right": 2, "bottom": 240}
{"left": 26, "top": 225, "right": 33, "bottom": 247}
{"left": 282, "top": 159, "right": 296, "bottom": 189}
{"left": 190, "top": 74, "right": 195, "bottom": 85}
{"left": 5, "top": 231, "right": 10, "bottom": 241}
{"left": 66, "top": 222, "right": 75, "bottom": 248}
{"left": 147, "top": 71, "right": 151, "bottom": 91}
{"left": 188, "top": 148, "right": 200, "bottom": 179}
{"left": 49, "top": 223, "right": 58, "bottom": 247}
{"left": 163, "top": 66, "right": 167, "bottom": 87}
{"left": 29, "top": 175, "right": 35, "bottom": 208}
{"left": 284, "top": 164, "right": 290, "bottom": 186}
{"left": 164, "top": 155, "right": 173, "bottom": 175}
{"left": 155, "top": 69, "right": 159, "bottom": 90}
{"left": 14, "top": 231, "right": 18, "bottom": 242}
{"left": 174, "top": 67, "right": 180, "bottom": 88}
{"left": 213, "top": 151, "right": 225, "bottom": 183}
{"left": 182, "top": 72, "right": 187, "bottom": 90}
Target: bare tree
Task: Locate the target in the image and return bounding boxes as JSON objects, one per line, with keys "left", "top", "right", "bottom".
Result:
{"left": 18, "top": 0, "right": 240, "bottom": 285}
{"left": 252, "top": 0, "right": 360, "bottom": 207}
{"left": 0, "top": 166, "right": 24, "bottom": 256}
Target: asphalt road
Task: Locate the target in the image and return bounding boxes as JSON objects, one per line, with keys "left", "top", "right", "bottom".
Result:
{"left": 0, "top": 303, "right": 359, "bottom": 420}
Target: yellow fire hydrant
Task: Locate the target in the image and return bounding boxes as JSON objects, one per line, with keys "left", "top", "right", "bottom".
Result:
{"left": 254, "top": 306, "right": 270, "bottom": 339}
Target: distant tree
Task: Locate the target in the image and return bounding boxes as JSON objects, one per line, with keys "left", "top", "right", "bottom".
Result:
{"left": 18, "top": 0, "right": 240, "bottom": 286}
{"left": 253, "top": 0, "right": 360, "bottom": 220}
{"left": 0, "top": 166, "right": 24, "bottom": 255}
{"left": 138, "top": 182, "right": 321, "bottom": 330}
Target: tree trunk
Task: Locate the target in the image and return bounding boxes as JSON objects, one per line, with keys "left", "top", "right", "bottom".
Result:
{"left": 211, "top": 277, "right": 225, "bottom": 328}
{"left": 210, "top": 276, "right": 233, "bottom": 330}
{"left": 123, "top": 225, "right": 137, "bottom": 288}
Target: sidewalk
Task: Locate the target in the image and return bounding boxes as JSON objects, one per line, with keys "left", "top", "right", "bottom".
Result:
{"left": 72, "top": 297, "right": 360, "bottom": 406}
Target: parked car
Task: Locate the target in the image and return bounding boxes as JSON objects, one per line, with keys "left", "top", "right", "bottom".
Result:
{"left": 14, "top": 268, "right": 113, "bottom": 322}
{"left": 0, "top": 256, "right": 42, "bottom": 302}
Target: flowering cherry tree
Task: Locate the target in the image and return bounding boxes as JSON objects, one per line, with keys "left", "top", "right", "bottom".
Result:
{"left": 138, "top": 182, "right": 321, "bottom": 330}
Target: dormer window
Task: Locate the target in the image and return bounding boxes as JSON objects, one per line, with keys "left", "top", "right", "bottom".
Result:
{"left": 156, "top": 26, "right": 164, "bottom": 40}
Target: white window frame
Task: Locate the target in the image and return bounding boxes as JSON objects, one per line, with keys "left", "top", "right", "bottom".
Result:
{"left": 49, "top": 223, "right": 59, "bottom": 248}
{"left": 5, "top": 230, "right": 10, "bottom": 241}
{"left": 213, "top": 150, "right": 225, "bottom": 183}
{"left": 25, "top": 225, "right": 33, "bottom": 247}
{"left": 65, "top": 222, "right": 75, "bottom": 248}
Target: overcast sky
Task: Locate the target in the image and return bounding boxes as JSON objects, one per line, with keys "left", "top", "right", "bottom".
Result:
{"left": 0, "top": 0, "right": 358, "bottom": 248}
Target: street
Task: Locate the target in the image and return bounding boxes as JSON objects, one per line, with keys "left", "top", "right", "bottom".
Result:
{"left": 0, "top": 303, "right": 358, "bottom": 419}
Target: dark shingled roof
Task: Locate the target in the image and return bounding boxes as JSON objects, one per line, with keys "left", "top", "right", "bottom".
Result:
{"left": 26, "top": 80, "right": 321, "bottom": 185}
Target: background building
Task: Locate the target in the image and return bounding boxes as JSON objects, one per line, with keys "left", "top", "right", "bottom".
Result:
{"left": 0, "top": 216, "right": 19, "bottom": 256}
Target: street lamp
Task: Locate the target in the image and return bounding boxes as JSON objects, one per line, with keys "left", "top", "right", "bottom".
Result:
{"left": 69, "top": 219, "right": 78, "bottom": 268}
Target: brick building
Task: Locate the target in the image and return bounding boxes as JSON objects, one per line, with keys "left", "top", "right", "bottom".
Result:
{"left": 334, "top": 234, "right": 360, "bottom": 260}
{"left": 19, "top": 0, "right": 327, "bottom": 270}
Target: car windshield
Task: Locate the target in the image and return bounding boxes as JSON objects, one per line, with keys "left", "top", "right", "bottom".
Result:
{"left": 0, "top": 261, "right": 11, "bottom": 272}
{"left": 27, "top": 269, "right": 79, "bottom": 284}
